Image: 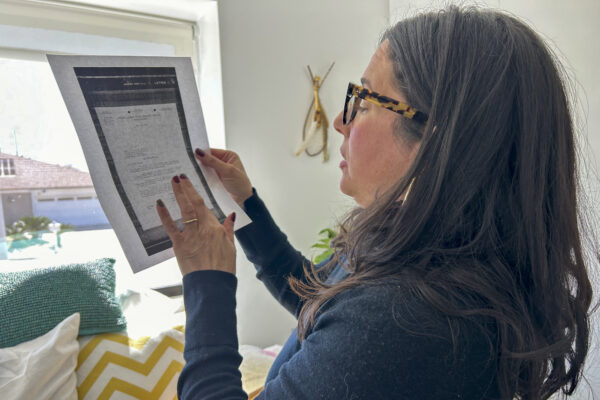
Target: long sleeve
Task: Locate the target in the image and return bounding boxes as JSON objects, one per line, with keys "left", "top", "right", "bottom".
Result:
{"left": 234, "top": 189, "right": 312, "bottom": 317}
{"left": 177, "top": 270, "right": 247, "bottom": 400}
{"left": 178, "top": 272, "right": 499, "bottom": 399}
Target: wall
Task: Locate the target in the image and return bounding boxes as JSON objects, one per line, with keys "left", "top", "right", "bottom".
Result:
{"left": 389, "top": 1, "right": 600, "bottom": 396}
{"left": 1, "top": 192, "right": 32, "bottom": 225}
{"left": 0, "top": 195, "right": 6, "bottom": 259}
{"left": 217, "top": 0, "right": 389, "bottom": 346}
{"left": 388, "top": 1, "right": 600, "bottom": 184}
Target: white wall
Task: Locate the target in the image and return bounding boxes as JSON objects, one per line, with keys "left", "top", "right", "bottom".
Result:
{"left": 390, "top": 1, "right": 600, "bottom": 396}
{"left": 389, "top": 1, "right": 600, "bottom": 181}
{"left": 217, "top": 0, "right": 389, "bottom": 346}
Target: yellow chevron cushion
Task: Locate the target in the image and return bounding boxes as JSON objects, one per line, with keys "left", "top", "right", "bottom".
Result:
{"left": 76, "top": 325, "right": 184, "bottom": 400}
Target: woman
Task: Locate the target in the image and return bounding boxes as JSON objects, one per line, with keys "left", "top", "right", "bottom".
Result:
{"left": 156, "top": 6, "right": 595, "bottom": 400}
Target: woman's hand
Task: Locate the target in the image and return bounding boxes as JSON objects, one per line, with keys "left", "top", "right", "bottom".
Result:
{"left": 156, "top": 174, "right": 236, "bottom": 276}
{"left": 195, "top": 148, "right": 253, "bottom": 207}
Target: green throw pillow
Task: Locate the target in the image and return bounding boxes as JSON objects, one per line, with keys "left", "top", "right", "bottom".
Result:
{"left": 0, "top": 258, "right": 126, "bottom": 348}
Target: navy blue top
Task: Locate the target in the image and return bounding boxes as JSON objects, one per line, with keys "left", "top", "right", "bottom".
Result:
{"left": 177, "top": 190, "right": 501, "bottom": 399}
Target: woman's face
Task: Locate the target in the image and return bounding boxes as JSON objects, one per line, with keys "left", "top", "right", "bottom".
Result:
{"left": 333, "top": 40, "right": 420, "bottom": 208}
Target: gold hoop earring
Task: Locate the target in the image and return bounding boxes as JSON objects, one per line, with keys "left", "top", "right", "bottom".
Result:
{"left": 403, "top": 177, "right": 416, "bottom": 203}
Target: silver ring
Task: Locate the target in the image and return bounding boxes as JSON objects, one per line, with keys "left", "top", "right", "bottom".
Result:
{"left": 182, "top": 218, "right": 198, "bottom": 224}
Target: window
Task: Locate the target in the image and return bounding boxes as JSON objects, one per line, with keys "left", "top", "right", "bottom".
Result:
{"left": 0, "top": 159, "right": 16, "bottom": 176}
{"left": 0, "top": 0, "right": 223, "bottom": 290}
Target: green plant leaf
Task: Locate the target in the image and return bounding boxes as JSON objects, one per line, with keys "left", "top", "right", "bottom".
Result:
{"left": 311, "top": 227, "right": 338, "bottom": 265}
{"left": 319, "top": 228, "right": 337, "bottom": 238}
{"left": 314, "top": 250, "right": 334, "bottom": 264}
{"left": 10, "top": 216, "right": 51, "bottom": 233}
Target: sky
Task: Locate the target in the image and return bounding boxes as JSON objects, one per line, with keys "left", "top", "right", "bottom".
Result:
{"left": 0, "top": 57, "right": 89, "bottom": 172}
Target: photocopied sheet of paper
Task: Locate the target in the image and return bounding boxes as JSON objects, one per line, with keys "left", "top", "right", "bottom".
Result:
{"left": 47, "top": 55, "right": 250, "bottom": 273}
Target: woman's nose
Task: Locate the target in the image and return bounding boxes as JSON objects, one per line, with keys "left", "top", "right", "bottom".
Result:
{"left": 333, "top": 111, "right": 348, "bottom": 137}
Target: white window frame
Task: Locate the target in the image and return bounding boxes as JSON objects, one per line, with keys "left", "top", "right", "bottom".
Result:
{"left": 0, "top": 0, "right": 225, "bottom": 148}
{"left": 0, "top": 0, "right": 225, "bottom": 289}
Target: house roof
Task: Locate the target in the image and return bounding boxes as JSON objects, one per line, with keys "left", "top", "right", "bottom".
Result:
{"left": 0, "top": 152, "right": 93, "bottom": 191}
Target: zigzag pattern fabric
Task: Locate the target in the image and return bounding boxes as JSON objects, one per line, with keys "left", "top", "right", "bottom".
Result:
{"left": 76, "top": 326, "right": 185, "bottom": 400}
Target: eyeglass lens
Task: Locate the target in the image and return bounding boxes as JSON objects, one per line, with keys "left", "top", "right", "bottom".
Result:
{"left": 345, "top": 95, "right": 358, "bottom": 125}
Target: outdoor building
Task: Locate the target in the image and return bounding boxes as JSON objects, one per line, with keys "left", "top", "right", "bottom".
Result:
{"left": 0, "top": 151, "right": 109, "bottom": 229}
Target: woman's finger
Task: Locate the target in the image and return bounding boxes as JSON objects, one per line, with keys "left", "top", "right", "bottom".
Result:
{"left": 207, "top": 148, "right": 236, "bottom": 163}
{"left": 156, "top": 199, "right": 180, "bottom": 241}
{"left": 178, "top": 174, "right": 215, "bottom": 224}
{"left": 195, "top": 148, "right": 234, "bottom": 177}
{"left": 171, "top": 175, "right": 196, "bottom": 222}
{"left": 222, "top": 212, "right": 236, "bottom": 243}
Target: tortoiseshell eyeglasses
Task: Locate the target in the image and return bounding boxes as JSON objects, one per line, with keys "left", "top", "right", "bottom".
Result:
{"left": 343, "top": 82, "right": 428, "bottom": 125}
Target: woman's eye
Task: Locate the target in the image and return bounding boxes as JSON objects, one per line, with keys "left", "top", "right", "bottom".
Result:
{"left": 357, "top": 99, "right": 368, "bottom": 112}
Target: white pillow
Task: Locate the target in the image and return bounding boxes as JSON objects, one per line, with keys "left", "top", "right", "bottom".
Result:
{"left": 118, "top": 287, "right": 184, "bottom": 338}
{"left": 239, "top": 344, "right": 281, "bottom": 395}
{"left": 0, "top": 313, "right": 80, "bottom": 400}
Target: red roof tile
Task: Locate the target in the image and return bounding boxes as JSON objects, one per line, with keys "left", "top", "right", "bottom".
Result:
{"left": 0, "top": 152, "right": 92, "bottom": 191}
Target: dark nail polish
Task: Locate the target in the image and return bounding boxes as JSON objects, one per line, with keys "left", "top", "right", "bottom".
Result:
{"left": 180, "top": 173, "right": 188, "bottom": 180}
{"left": 231, "top": 212, "right": 236, "bottom": 222}
{"left": 173, "top": 175, "right": 180, "bottom": 183}
{"left": 157, "top": 199, "right": 165, "bottom": 207}
{"left": 195, "top": 148, "right": 205, "bottom": 157}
